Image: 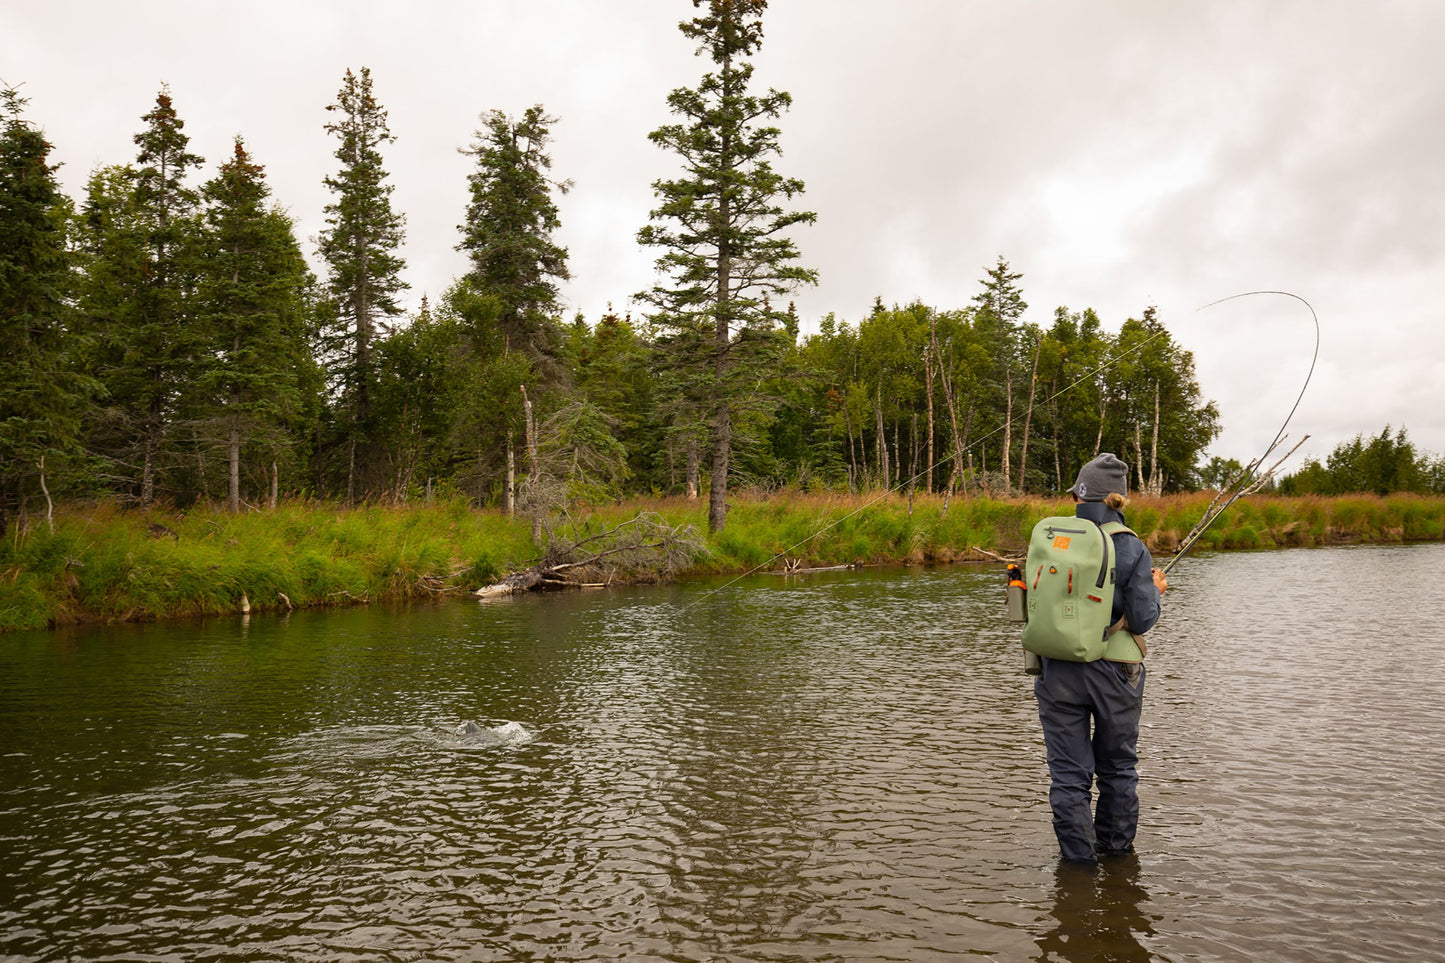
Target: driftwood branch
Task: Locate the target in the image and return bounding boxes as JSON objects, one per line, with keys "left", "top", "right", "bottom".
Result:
{"left": 567, "top": 515, "right": 665, "bottom": 555}
{"left": 971, "top": 546, "right": 1023, "bottom": 564}
{"left": 549, "top": 540, "right": 668, "bottom": 572}
{"left": 776, "top": 559, "right": 855, "bottom": 575}
{"left": 327, "top": 589, "right": 369, "bottom": 603}
{"left": 476, "top": 512, "right": 703, "bottom": 598}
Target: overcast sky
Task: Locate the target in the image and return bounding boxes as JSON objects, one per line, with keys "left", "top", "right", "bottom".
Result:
{"left": 6, "top": 1, "right": 1443, "bottom": 468}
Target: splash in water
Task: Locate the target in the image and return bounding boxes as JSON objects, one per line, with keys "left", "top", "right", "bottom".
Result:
{"left": 455, "top": 720, "right": 535, "bottom": 747}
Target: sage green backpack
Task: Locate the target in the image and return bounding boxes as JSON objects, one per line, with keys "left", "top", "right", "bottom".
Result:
{"left": 1020, "top": 516, "right": 1133, "bottom": 662}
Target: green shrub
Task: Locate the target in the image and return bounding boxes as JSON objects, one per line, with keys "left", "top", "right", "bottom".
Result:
{"left": 7, "top": 491, "right": 1445, "bottom": 631}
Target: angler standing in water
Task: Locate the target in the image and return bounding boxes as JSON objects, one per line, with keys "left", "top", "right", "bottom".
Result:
{"left": 1031, "top": 453, "right": 1167, "bottom": 863}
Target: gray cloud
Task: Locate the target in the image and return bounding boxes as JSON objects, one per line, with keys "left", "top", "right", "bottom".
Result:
{"left": 5, "top": 0, "right": 1442, "bottom": 465}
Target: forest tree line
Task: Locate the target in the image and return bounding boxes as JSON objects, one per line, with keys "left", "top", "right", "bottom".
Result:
{"left": 4, "top": 2, "right": 1438, "bottom": 538}
{"left": 0, "top": 74, "right": 1220, "bottom": 523}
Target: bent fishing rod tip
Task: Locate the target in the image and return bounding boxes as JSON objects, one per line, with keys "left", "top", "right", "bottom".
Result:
{"left": 1165, "top": 290, "right": 1320, "bottom": 576}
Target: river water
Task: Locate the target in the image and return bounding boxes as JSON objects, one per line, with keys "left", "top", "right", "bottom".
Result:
{"left": 2, "top": 543, "right": 1443, "bottom": 961}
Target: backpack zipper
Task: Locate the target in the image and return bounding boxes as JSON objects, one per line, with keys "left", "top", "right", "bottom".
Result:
{"left": 1045, "top": 524, "right": 1110, "bottom": 591}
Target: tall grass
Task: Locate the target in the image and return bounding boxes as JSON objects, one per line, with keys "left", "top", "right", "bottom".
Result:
{"left": 4, "top": 490, "right": 1444, "bottom": 631}
{"left": 0, "top": 499, "right": 533, "bottom": 631}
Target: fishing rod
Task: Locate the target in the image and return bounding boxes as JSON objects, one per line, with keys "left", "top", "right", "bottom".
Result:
{"left": 1160, "top": 290, "right": 1320, "bottom": 575}
{"left": 681, "top": 319, "right": 1180, "bottom": 609}
{"left": 683, "top": 289, "right": 1318, "bottom": 609}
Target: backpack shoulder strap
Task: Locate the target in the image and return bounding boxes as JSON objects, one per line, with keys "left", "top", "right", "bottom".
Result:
{"left": 1100, "top": 519, "right": 1148, "bottom": 661}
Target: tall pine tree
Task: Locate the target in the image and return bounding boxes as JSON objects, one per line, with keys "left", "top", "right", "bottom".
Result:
{"left": 0, "top": 88, "right": 94, "bottom": 531}
{"left": 318, "top": 66, "right": 407, "bottom": 502}
{"left": 458, "top": 105, "right": 570, "bottom": 367}
{"left": 76, "top": 164, "right": 147, "bottom": 490}
{"left": 456, "top": 106, "right": 572, "bottom": 512}
{"left": 970, "top": 257, "right": 1028, "bottom": 492}
{"left": 109, "top": 87, "right": 206, "bottom": 505}
{"left": 638, "top": 0, "right": 816, "bottom": 532}
{"left": 196, "top": 138, "right": 313, "bottom": 511}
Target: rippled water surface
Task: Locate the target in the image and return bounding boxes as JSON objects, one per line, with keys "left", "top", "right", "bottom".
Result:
{"left": 3, "top": 544, "right": 1444, "bottom": 961}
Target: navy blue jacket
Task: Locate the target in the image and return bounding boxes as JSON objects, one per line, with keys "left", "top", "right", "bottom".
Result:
{"left": 1076, "top": 501, "right": 1160, "bottom": 635}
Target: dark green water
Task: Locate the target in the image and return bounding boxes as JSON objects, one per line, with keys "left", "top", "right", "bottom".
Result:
{"left": 2, "top": 544, "right": 1443, "bottom": 961}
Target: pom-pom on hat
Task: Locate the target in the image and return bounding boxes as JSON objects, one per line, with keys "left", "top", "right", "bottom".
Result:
{"left": 1068, "top": 453, "right": 1129, "bottom": 502}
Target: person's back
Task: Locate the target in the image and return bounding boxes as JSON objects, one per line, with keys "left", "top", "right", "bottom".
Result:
{"left": 1034, "top": 453, "right": 1166, "bottom": 863}
{"left": 1073, "top": 498, "right": 1160, "bottom": 638}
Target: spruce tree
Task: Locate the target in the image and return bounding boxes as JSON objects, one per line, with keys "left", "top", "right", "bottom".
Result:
{"left": 372, "top": 295, "right": 456, "bottom": 500}
{"left": 75, "top": 164, "right": 148, "bottom": 489}
{"left": 563, "top": 306, "right": 661, "bottom": 490}
{"left": 638, "top": 0, "right": 816, "bottom": 532}
{"left": 196, "top": 138, "right": 312, "bottom": 511}
{"left": 435, "top": 276, "right": 531, "bottom": 507}
{"left": 318, "top": 66, "right": 408, "bottom": 502}
{"left": 971, "top": 257, "right": 1028, "bottom": 492}
{"left": 456, "top": 106, "right": 572, "bottom": 511}
{"left": 114, "top": 87, "right": 205, "bottom": 505}
{"left": 0, "top": 88, "right": 95, "bottom": 530}
{"left": 458, "top": 105, "right": 570, "bottom": 368}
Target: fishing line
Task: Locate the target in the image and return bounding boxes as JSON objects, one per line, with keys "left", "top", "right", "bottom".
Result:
{"left": 681, "top": 320, "right": 1178, "bottom": 610}
{"left": 1160, "top": 290, "right": 1320, "bottom": 574}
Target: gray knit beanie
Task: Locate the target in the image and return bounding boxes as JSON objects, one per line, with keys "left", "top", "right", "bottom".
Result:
{"left": 1068, "top": 453, "right": 1129, "bottom": 502}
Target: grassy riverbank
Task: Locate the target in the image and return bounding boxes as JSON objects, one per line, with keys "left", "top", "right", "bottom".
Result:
{"left": 4, "top": 491, "right": 1444, "bottom": 631}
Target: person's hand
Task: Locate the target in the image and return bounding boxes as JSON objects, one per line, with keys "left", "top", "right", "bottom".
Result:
{"left": 1152, "top": 568, "right": 1168, "bottom": 594}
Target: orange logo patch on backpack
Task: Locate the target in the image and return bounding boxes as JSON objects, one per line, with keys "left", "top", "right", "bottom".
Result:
{"left": 1052, "top": 535, "right": 1071, "bottom": 550}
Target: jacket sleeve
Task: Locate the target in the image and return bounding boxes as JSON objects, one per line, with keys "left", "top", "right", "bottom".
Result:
{"left": 1119, "top": 537, "right": 1161, "bottom": 634}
